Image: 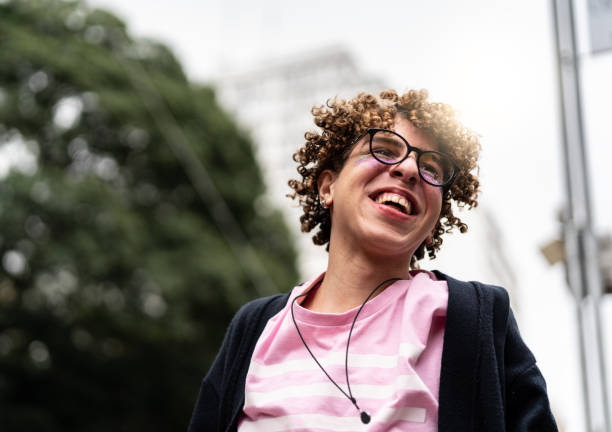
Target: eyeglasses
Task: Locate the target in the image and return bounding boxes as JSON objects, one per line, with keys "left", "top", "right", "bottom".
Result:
{"left": 354, "top": 128, "right": 459, "bottom": 187}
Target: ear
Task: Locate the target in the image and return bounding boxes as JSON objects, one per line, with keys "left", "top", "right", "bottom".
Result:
{"left": 317, "top": 169, "right": 337, "bottom": 204}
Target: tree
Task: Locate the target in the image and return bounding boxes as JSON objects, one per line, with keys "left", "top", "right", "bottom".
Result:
{"left": 0, "top": 1, "right": 298, "bottom": 430}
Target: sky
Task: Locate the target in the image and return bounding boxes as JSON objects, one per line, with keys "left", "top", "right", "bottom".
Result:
{"left": 84, "top": 1, "right": 612, "bottom": 430}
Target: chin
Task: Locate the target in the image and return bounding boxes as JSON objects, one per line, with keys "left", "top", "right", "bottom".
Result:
{"left": 361, "top": 229, "right": 420, "bottom": 260}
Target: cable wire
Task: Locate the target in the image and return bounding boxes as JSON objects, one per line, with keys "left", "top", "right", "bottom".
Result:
{"left": 112, "top": 52, "right": 279, "bottom": 296}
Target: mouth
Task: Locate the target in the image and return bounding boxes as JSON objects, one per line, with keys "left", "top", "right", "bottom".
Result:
{"left": 370, "top": 191, "right": 416, "bottom": 216}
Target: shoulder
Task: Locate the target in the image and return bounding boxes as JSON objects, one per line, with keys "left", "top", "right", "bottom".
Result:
{"left": 433, "top": 270, "right": 510, "bottom": 316}
{"left": 433, "top": 270, "right": 514, "bottom": 357}
{"left": 434, "top": 270, "right": 534, "bottom": 364}
{"left": 231, "top": 292, "right": 291, "bottom": 329}
{"left": 207, "top": 293, "right": 292, "bottom": 389}
{"left": 434, "top": 272, "right": 556, "bottom": 430}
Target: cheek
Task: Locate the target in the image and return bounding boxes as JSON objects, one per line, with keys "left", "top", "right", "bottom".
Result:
{"left": 428, "top": 192, "right": 444, "bottom": 221}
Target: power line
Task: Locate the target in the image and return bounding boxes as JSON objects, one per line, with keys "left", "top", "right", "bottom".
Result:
{"left": 113, "top": 52, "right": 280, "bottom": 297}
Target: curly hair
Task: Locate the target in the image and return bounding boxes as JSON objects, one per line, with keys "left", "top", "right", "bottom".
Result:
{"left": 287, "top": 89, "right": 481, "bottom": 268}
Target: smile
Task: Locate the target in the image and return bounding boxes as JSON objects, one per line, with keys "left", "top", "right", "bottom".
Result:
{"left": 371, "top": 192, "right": 414, "bottom": 215}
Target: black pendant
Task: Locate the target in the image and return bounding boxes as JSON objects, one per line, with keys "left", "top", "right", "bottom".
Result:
{"left": 360, "top": 411, "right": 371, "bottom": 424}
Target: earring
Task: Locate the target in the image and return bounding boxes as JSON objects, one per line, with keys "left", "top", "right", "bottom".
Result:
{"left": 320, "top": 197, "right": 331, "bottom": 209}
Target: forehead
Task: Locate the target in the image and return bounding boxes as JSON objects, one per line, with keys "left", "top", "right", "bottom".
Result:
{"left": 349, "top": 116, "right": 440, "bottom": 155}
{"left": 389, "top": 117, "right": 439, "bottom": 152}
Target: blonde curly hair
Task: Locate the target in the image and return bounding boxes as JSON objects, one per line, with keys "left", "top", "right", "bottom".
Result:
{"left": 288, "top": 89, "right": 481, "bottom": 267}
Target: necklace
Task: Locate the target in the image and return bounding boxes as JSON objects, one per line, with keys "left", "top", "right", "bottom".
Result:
{"left": 290, "top": 277, "right": 401, "bottom": 425}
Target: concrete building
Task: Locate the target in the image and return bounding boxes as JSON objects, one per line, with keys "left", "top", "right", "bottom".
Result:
{"left": 215, "top": 47, "right": 385, "bottom": 278}
{"left": 214, "top": 47, "right": 516, "bottom": 301}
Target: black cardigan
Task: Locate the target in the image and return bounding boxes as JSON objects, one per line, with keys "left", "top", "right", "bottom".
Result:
{"left": 188, "top": 272, "right": 558, "bottom": 431}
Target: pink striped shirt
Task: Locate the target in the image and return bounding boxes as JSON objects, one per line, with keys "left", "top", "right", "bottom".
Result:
{"left": 239, "top": 270, "right": 448, "bottom": 432}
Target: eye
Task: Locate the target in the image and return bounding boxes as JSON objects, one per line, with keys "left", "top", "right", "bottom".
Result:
{"left": 419, "top": 153, "right": 445, "bottom": 183}
{"left": 418, "top": 151, "right": 457, "bottom": 185}
{"left": 372, "top": 147, "right": 398, "bottom": 159}
{"left": 370, "top": 131, "right": 405, "bottom": 163}
{"left": 420, "top": 164, "right": 442, "bottom": 181}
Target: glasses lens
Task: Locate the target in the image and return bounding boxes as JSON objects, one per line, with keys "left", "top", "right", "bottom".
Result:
{"left": 419, "top": 152, "right": 454, "bottom": 186}
{"left": 370, "top": 130, "right": 406, "bottom": 164}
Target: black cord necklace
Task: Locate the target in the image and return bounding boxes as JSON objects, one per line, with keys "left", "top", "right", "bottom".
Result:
{"left": 290, "top": 277, "right": 401, "bottom": 425}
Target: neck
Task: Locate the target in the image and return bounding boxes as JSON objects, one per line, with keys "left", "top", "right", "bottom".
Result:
{"left": 303, "top": 239, "right": 413, "bottom": 313}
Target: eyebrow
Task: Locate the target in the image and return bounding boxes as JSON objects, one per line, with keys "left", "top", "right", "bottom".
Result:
{"left": 381, "top": 137, "right": 403, "bottom": 145}
{"left": 372, "top": 135, "right": 405, "bottom": 148}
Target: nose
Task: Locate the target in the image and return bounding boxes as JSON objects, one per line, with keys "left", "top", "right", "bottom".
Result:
{"left": 390, "top": 152, "right": 420, "bottom": 183}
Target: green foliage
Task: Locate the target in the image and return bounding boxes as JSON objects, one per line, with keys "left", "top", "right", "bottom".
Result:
{"left": 0, "top": 0, "right": 299, "bottom": 430}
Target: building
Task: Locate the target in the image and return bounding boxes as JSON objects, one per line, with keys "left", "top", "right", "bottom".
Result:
{"left": 214, "top": 47, "right": 516, "bottom": 300}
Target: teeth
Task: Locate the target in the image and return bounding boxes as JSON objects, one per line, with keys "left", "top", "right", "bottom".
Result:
{"left": 374, "top": 192, "right": 412, "bottom": 214}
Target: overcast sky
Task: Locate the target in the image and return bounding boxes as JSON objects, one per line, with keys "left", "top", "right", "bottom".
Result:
{"left": 86, "top": 1, "right": 612, "bottom": 430}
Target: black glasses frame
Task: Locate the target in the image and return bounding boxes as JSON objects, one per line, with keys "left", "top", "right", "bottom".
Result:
{"left": 352, "top": 128, "right": 459, "bottom": 188}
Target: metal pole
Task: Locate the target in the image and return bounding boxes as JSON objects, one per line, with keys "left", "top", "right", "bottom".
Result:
{"left": 552, "top": 0, "right": 611, "bottom": 430}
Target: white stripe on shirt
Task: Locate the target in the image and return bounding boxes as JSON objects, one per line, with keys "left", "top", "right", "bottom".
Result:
{"left": 240, "top": 406, "right": 426, "bottom": 432}
{"left": 248, "top": 342, "right": 423, "bottom": 379}
{"left": 244, "top": 374, "right": 426, "bottom": 408}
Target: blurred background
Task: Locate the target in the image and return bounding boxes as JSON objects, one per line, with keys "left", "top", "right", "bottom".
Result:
{"left": 0, "top": 0, "right": 610, "bottom": 431}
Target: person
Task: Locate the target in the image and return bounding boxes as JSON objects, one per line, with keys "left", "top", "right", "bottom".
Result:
{"left": 188, "top": 89, "right": 558, "bottom": 431}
